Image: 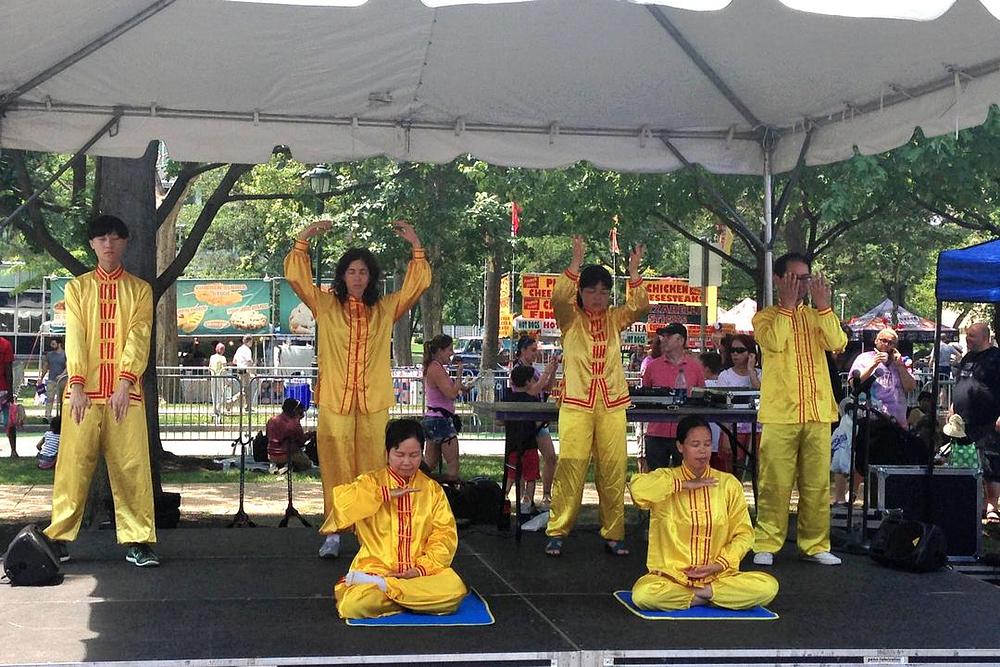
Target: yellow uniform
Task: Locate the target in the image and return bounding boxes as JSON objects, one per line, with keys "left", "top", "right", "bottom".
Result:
{"left": 284, "top": 242, "right": 430, "bottom": 516}
{"left": 546, "top": 270, "right": 649, "bottom": 541}
{"left": 324, "top": 467, "right": 468, "bottom": 618}
{"left": 630, "top": 465, "right": 778, "bottom": 610}
{"left": 45, "top": 265, "right": 156, "bottom": 545}
{"left": 752, "top": 304, "right": 847, "bottom": 556}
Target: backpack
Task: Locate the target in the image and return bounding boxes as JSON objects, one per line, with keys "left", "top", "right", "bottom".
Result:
{"left": 870, "top": 513, "right": 948, "bottom": 573}
{"left": 251, "top": 431, "right": 268, "bottom": 463}
{"left": 441, "top": 477, "right": 505, "bottom": 527}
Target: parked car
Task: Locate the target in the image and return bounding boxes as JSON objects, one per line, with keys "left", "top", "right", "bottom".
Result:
{"left": 451, "top": 336, "right": 513, "bottom": 368}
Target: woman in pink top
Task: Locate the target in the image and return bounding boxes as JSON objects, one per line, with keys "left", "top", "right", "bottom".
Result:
{"left": 422, "top": 334, "right": 475, "bottom": 479}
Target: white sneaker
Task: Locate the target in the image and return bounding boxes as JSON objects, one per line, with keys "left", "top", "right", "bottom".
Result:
{"left": 318, "top": 534, "right": 340, "bottom": 559}
{"left": 801, "top": 551, "right": 842, "bottom": 566}
{"left": 752, "top": 552, "right": 774, "bottom": 566}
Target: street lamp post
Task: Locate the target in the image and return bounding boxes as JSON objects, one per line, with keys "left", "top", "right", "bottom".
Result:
{"left": 839, "top": 292, "right": 847, "bottom": 320}
{"left": 304, "top": 166, "right": 333, "bottom": 287}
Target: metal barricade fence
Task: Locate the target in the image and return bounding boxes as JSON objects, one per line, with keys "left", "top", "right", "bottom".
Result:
{"left": 153, "top": 365, "right": 514, "bottom": 442}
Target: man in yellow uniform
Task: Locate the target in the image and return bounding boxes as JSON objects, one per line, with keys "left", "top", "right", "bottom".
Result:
{"left": 44, "top": 215, "right": 158, "bottom": 567}
{"left": 545, "top": 235, "right": 649, "bottom": 556}
{"left": 324, "top": 419, "right": 467, "bottom": 619}
{"left": 630, "top": 416, "right": 778, "bottom": 610}
{"left": 285, "top": 219, "right": 430, "bottom": 558}
{"left": 752, "top": 252, "right": 847, "bottom": 567}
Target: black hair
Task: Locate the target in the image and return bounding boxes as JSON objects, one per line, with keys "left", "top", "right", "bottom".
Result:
{"left": 773, "top": 252, "right": 811, "bottom": 277}
{"left": 698, "top": 351, "right": 723, "bottom": 376}
{"left": 281, "top": 398, "right": 301, "bottom": 416}
{"left": 917, "top": 391, "right": 933, "bottom": 402}
{"left": 516, "top": 334, "right": 536, "bottom": 358}
{"left": 333, "top": 248, "right": 382, "bottom": 306}
{"left": 49, "top": 415, "right": 62, "bottom": 434}
{"left": 385, "top": 418, "right": 425, "bottom": 453}
{"left": 510, "top": 364, "right": 536, "bottom": 389}
{"left": 676, "top": 415, "right": 711, "bottom": 444}
{"left": 87, "top": 214, "right": 129, "bottom": 240}
{"left": 576, "top": 264, "right": 613, "bottom": 308}
{"left": 423, "top": 334, "right": 453, "bottom": 372}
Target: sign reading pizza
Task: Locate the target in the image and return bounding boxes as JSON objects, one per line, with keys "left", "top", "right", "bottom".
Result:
{"left": 519, "top": 273, "right": 557, "bottom": 319}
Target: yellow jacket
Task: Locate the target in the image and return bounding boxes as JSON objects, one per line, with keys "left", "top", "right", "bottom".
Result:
{"left": 322, "top": 467, "right": 458, "bottom": 577}
{"left": 753, "top": 304, "right": 846, "bottom": 424}
{"left": 553, "top": 270, "right": 649, "bottom": 412}
{"left": 630, "top": 465, "right": 752, "bottom": 586}
{"left": 64, "top": 266, "right": 152, "bottom": 404}
{"left": 284, "top": 243, "right": 430, "bottom": 415}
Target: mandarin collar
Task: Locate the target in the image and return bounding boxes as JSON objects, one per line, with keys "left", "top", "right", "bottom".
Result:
{"left": 96, "top": 265, "right": 124, "bottom": 281}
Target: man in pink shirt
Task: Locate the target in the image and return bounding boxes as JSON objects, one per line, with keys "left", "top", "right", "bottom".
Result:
{"left": 640, "top": 323, "right": 705, "bottom": 469}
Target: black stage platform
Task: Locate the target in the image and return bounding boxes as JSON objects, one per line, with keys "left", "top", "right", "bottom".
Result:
{"left": 3, "top": 525, "right": 1000, "bottom": 667}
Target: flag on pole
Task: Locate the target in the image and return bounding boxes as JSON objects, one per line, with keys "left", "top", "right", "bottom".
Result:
{"left": 610, "top": 214, "right": 620, "bottom": 255}
{"left": 511, "top": 201, "right": 523, "bottom": 236}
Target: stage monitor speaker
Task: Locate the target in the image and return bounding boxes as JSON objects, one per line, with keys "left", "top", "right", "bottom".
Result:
{"left": 869, "top": 465, "right": 982, "bottom": 562}
{"left": 2, "top": 524, "right": 61, "bottom": 586}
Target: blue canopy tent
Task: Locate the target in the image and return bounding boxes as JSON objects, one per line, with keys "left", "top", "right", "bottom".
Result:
{"left": 925, "top": 239, "right": 1000, "bottom": 518}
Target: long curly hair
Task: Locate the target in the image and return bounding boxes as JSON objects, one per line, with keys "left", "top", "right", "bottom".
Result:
{"left": 332, "top": 248, "right": 381, "bottom": 306}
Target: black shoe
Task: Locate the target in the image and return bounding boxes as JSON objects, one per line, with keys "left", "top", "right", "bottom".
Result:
{"left": 52, "top": 541, "right": 70, "bottom": 563}
{"left": 125, "top": 543, "right": 160, "bottom": 567}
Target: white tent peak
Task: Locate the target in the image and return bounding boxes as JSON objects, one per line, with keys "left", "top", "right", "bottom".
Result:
{"left": 2, "top": 0, "right": 1000, "bottom": 172}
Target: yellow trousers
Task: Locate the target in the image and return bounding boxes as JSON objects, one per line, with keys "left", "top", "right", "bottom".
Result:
{"left": 547, "top": 401, "right": 627, "bottom": 541}
{"left": 632, "top": 571, "right": 778, "bottom": 611}
{"left": 335, "top": 568, "right": 468, "bottom": 619}
{"left": 45, "top": 402, "right": 156, "bottom": 544}
{"left": 753, "top": 422, "right": 831, "bottom": 556}
{"left": 318, "top": 408, "right": 389, "bottom": 518}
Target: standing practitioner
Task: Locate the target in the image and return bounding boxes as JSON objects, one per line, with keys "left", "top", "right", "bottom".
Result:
{"left": 44, "top": 215, "right": 159, "bottom": 567}
{"left": 285, "top": 219, "right": 430, "bottom": 558}
{"left": 751, "top": 253, "right": 847, "bottom": 567}
{"left": 545, "top": 235, "right": 649, "bottom": 557}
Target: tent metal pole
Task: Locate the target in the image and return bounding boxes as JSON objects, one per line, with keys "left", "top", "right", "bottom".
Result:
{"left": 762, "top": 140, "right": 775, "bottom": 306}
{"left": 0, "top": 0, "right": 177, "bottom": 112}
{"left": 929, "top": 302, "right": 944, "bottom": 470}
{"left": 0, "top": 111, "right": 123, "bottom": 231}
{"left": 645, "top": 5, "right": 761, "bottom": 129}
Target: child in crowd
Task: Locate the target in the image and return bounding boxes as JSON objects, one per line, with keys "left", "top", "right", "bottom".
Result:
{"left": 36, "top": 415, "right": 62, "bottom": 470}
{"left": 504, "top": 364, "right": 544, "bottom": 514}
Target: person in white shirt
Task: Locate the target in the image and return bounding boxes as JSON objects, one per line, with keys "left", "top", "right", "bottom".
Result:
{"left": 230, "top": 336, "right": 257, "bottom": 411}
{"left": 208, "top": 343, "right": 229, "bottom": 423}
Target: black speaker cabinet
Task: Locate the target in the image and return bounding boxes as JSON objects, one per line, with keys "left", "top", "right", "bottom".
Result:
{"left": 869, "top": 465, "right": 982, "bottom": 562}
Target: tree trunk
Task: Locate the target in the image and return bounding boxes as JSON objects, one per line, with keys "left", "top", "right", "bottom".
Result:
{"left": 155, "top": 177, "right": 193, "bottom": 410}
{"left": 481, "top": 242, "right": 504, "bottom": 371}
{"left": 419, "top": 243, "right": 444, "bottom": 340}
{"left": 98, "top": 141, "right": 164, "bottom": 492}
{"left": 391, "top": 257, "right": 413, "bottom": 366}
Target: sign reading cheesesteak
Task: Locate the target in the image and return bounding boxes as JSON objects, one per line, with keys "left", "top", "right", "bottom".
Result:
{"left": 519, "top": 273, "right": 557, "bottom": 320}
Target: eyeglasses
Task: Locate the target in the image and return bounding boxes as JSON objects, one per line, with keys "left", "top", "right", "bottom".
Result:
{"left": 794, "top": 274, "right": 812, "bottom": 283}
{"left": 876, "top": 338, "right": 896, "bottom": 346}
{"left": 729, "top": 347, "right": 748, "bottom": 353}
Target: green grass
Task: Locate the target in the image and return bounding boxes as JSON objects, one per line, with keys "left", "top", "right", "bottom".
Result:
{"left": 0, "top": 453, "right": 639, "bottom": 486}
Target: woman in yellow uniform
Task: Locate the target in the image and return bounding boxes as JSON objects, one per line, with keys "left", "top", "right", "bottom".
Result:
{"left": 285, "top": 219, "right": 431, "bottom": 558}
{"left": 545, "top": 235, "right": 649, "bottom": 557}
{"left": 630, "top": 416, "right": 778, "bottom": 610}
{"left": 326, "top": 419, "right": 468, "bottom": 619}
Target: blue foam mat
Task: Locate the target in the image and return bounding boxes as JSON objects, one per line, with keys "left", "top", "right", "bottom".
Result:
{"left": 345, "top": 589, "right": 494, "bottom": 626}
{"left": 614, "top": 591, "right": 778, "bottom": 620}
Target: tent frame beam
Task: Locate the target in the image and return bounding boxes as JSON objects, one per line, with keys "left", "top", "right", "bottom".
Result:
{"left": 0, "top": 0, "right": 177, "bottom": 112}
{"left": 0, "top": 111, "right": 123, "bottom": 231}
{"left": 645, "top": 5, "right": 762, "bottom": 131}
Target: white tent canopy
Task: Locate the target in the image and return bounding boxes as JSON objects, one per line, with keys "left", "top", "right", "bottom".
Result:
{"left": 2, "top": 0, "right": 1000, "bottom": 174}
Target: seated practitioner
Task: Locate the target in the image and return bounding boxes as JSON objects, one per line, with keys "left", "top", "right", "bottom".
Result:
{"left": 503, "top": 364, "right": 544, "bottom": 514}
{"left": 36, "top": 415, "right": 62, "bottom": 470}
{"left": 265, "top": 398, "right": 314, "bottom": 472}
{"left": 629, "top": 416, "right": 778, "bottom": 611}
{"left": 325, "top": 419, "right": 468, "bottom": 619}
